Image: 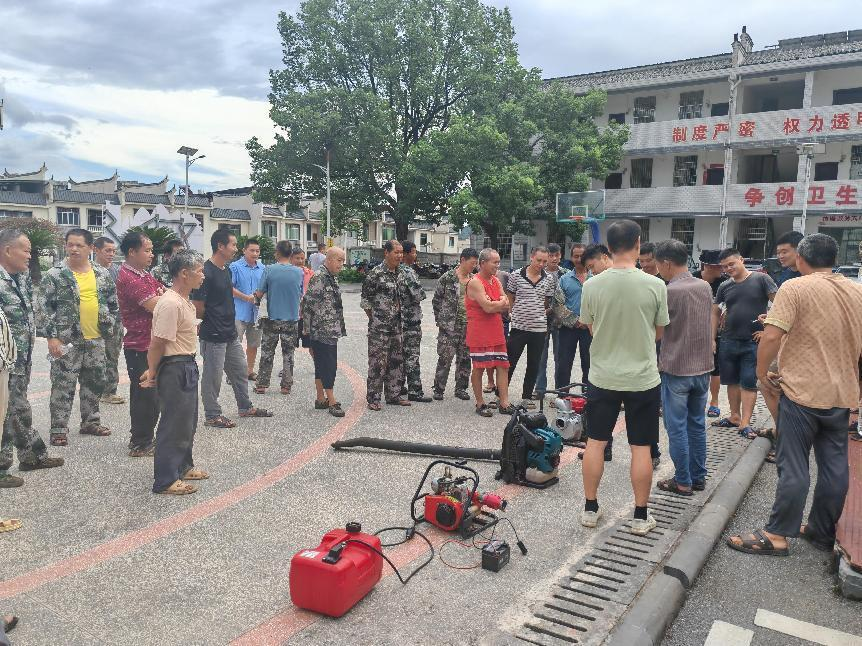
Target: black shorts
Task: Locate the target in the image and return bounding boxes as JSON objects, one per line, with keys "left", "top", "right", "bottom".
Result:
{"left": 586, "top": 384, "right": 660, "bottom": 446}
{"left": 310, "top": 339, "right": 338, "bottom": 389}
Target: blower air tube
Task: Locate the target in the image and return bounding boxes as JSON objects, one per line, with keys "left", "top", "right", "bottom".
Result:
{"left": 331, "top": 437, "right": 501, "bottom": 462}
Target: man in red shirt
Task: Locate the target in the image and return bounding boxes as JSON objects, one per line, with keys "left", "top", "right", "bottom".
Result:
{"left": 115, "top": 231, "right": 165, "bottom": 456}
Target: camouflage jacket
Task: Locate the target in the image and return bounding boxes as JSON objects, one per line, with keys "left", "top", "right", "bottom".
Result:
{"left": 0, "top": 268, "right": 34, "bottom": 375}
{"left": 360, "top": 263, "right": 409, "bottom": 330}
{"left": 432, "top": 268, "right": 467, "bottom": 334}
{"left": 302, "top": 265, "right": 346, "bottom": 343}
{"left": 152, "top": 262, "right": 172, "bottom": 288}
{"left": 38, "top": 261, "right": 120, "bottom": 343}
{"left": 400, "top": 264, "right": 426, "bottom": 329}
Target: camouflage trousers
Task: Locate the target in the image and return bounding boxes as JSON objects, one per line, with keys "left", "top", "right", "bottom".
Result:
{"left": 50, "top": 338, "right": 105, "bottom": 436}
{"left": 367, "top": 324, "right": 405, "bottom": 404}
{"left": 103, "top": 321, "right": 123, "bottom": 396}
{"left": 402, "top": 324, "right": 425, "bottom": 396}
{"left": 433, "top": 322, "right": 471, "bottom": 396}
{"left": 1, "top": 368, "right": 47, "bottom": 472}
{"left": 256, "top": 319, "right": 299, "bottom": 389}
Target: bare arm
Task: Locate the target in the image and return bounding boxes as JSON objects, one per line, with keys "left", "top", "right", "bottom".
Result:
{"left": 467, "top": 279, "right": 508, "bottom": 314}
{"left": 232, "top": 287, "right": 254, "bottom": 303}
{"left": 756, "top": 324, "right": 785, "bottom": 382}
{"left": 711, "top": 304, "right": 721, "bottom": 341}
{"left": 140, "top": 295, "right": 161, "bottom": 314}
{"left": 655, "top": 325, "right": 665, "bottom": 341}
{"left": 141, "top": 336, "right": 168, "bottom": 388}
{"left": 192, "top": 300, "right": 205, "bottom": 319}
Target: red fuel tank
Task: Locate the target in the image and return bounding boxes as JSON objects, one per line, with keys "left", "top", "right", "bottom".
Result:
{"left": 289, "top": 523, "right": 383, "bottom": 617}
{"left": 570, "top": 396, "right": 587, "bottom": 413}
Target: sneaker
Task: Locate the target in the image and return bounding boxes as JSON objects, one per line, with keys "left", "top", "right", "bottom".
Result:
{"left": 454, "top": 390, "right": 470, "bottom": 401}
{"left": 629, "top": 513, "right": 657, "bottom": 536}
{"left": 580, "top": 508, "right": 603, "bottom": 528}
{"left": 18, "top": 457, "right": 64, "bottom": 471}
{"left": 0, "top": 474, "right": 24, "bottom": 488}
{"left": 432, "top": 392, "right": 444, "bottom": 401}
{"left": 692, "top": 480, "right": 706, "bottom": 491}
{"left": 408, "top": 393, "right": 432, "bottom": 403}
{"left": 100, "top": 394, "right": 125, "bottom": 404}
{"left": 129, "top": 446, "right": 155, "bottom": 458}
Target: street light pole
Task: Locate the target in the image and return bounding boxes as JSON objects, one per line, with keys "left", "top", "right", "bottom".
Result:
{"left": 325, "top": 148, "right": 331, "bottom": 245}
{"left": 176, "top": 145, "right": 204, "bottom": 233}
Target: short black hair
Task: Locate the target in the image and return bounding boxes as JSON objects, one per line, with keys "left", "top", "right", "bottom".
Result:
{"left": 718, "top": 248, "right": 742, "bottom": 263}
{"left": 546, "top": 243, "right": 561, "bottom": 255}
{"left": 401, "top": 240, "right": 416, "bottom": 254}
{"left": 93, "top": 236, "right": 114, "bottom": 250}
{"left": 531, "top": 245, "right": 548, "bottom": 256}
{"left": 120, "top": 231, "right": 149, "bottom": 256}
{"left": 460, "top": 247, "right": 479, "bottom": 261}
{"left": 290, "top": 246, "right": 306, "bottom": 257}
{"left": 582, "top": 243, "right": 610, "bottom": 264}
{"left": 163, "top": 239, "right": 185, "bottom": 255}
{"left": 776, "top": 231, "right": 803, "bottom": 249}
{"left": 639, "top": 241, "right": 655, "bottom": 256}
{"left": 654, "top": 239, "right": 689, "bottom": 267}
{"left": 317, "top": 242, "right": 326, "bottom": 251}
{"left": 244, "top": 237, "right": 261, "bottom": 249}
{"left": 65, "top": 228, "right": 93, "bottom": 245}
{"left": 570, "top": 242, "right": 586, "bottom": 254}
{"left": 797, "top": 233, "right": 837, "bottom": 269}
{"left": 383, "top": 239, "right": 402, "bottom": 253}
{"left": 210, "top": 228, "right": 235, "bottom": 252}
{"left": 276, "top": 240, "right": 292, "bottom": 258}
{"left": 606, "top": 219, "right": 641, "bottom": 254}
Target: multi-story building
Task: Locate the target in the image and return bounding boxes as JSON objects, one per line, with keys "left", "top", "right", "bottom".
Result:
{"left": 552, "top": 26, "right": 862, "bottom": 264}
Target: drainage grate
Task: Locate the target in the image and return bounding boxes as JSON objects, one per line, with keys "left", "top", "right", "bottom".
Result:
{"left": 490, "top": 428, "right": 754, "bottom": 646}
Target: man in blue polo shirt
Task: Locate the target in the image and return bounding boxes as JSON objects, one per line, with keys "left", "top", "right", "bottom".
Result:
{"left": 254, "top": 241, "right": 304, "bottom": 395}
{"left": 230, "top": 237, "right": 265, "bottom": 380}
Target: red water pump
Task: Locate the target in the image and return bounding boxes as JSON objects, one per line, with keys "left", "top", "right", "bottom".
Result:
{"left": 411, "top": 460, "right": 506, "bottom": 538}
{"left": 289, "top": 522, "right": 383, "bottom": 617}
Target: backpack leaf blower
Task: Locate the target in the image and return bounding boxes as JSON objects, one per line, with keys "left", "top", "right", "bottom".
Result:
{"left": 495, "top": 407, "right": 563, "bottom": 489}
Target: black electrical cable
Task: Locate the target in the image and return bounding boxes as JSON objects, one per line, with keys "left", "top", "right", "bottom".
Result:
{"left": 374, "top": 524, "right": 419, "bottom": 548}
{"left": 345, "top": 527, "right": 434, "bottom": 585}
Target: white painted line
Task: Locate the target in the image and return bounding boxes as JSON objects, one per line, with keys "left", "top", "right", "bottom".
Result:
{"left": 755, "top": 608, "right": 862, "bottom": 646}
{"left": 704, "top": 620, "right": 753, "bottom": 646}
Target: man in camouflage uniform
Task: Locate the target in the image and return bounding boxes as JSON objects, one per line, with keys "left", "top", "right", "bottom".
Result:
{"left": 361, "top": 240, "right": 410, "bottom": 409}
{"left": 151, "top": 239, "right": 184, "bottom": 288}
{"left": 0, "top": 231, "right": 65, "bottom": 487}
{"left": 432, "top": 248, "right": 478, "bottom": 401}
{"left": 399, "top": 240, "right": 430, "bottom": 402}
{"left": 39, "top": 228, "right": 120, "bottom": 446}
{"left": 94, "top": 236, "right": 125, "bottom": 404}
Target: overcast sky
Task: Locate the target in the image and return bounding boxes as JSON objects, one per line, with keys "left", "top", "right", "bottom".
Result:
{"left": 0, "top": 0, "right": 855, "bottom": 192}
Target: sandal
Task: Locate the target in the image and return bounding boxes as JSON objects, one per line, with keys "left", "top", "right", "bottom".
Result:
{"left": 328, "top": 403, "right": 345, "bottom": 418}
{"left": 756, "top": 427, "right": 776, "bottom": 441}
{"left": 239, "top": 407, "right": 273, "bottom": 418}
{"left": 367, "top": 402, "right": 382, "bottom": 411}
{"left": 707, "top": 405, "right": 721, "bottom": 418}
{"left": 80, "top": 424, "right": 111, "bottom": 436}
{"left": 475, "top": 404, "right": 493, "bottom": 417}
{"left": 765, "top": 449, "right": 777, "bottom": 463}
{"left": 738, "top": 426, "right": 758, "bottom": 439}
{"left": 711, "top": 417, "right": 739, "bottom": 428}
{"left": 726, "top": 529, "right": 788, "bottom": 556}
{"left": 182, "top": 468, "right": 210, "bottom": 481}
{"left": 658, "top": 478, "right": 693, "bottom": 496}
{"left": 800, "top": 524, "right": 833, "bottom": 552}
{"left": 3, "top": 615, "right": 18, "bottom": 633}
{"left": 156, "top": 480, "right": 198, "bottom": 495}
{"left": 315, "top": 399, "right": 330, "bottom": 410}
{"left": 50, "top": 434, "right": 68, "bottom": 446}
{"left": 0, "top": 518, "right": 22, "bottom": 533}
{"left": 205, "top": 415, "right": 236, "bottom": 428}
{"left": 498, "top": 404, "right": 516, "bottom": 415}
{"left": 254, "top": 386, "right": 267, "bottom": 394}
{"left": 280, "top": 386, "right": 291, "bottom": 395}
{"left": 482, "top": 385, "right": 495, "bottom": 393}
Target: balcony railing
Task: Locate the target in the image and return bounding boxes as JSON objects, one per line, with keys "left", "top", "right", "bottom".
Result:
{"left": 623, "top": 102, "right": 862, "bottom": 155}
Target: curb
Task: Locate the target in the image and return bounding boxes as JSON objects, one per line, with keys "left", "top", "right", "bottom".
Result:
{"left": 603, "top": 436, "right": 771, "bottom": 646}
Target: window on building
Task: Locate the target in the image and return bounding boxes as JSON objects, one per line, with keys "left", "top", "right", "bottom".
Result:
{"left": 833, "top": 87, "right": 862, "bottom": 105}
{"left": 822, "top": 227, "right": 862, "bottom": 265}
{"left": 633, "top": 96, "right": 656, "bottom": 124}
{"left": 0, "top": 210, "right": 32, "bottom": 218}
{"left": 631, "top": 218, "right": 650, "bottom": 242}
{"left": 704, "top": 165, "right": 725, "bottom": 185}
{"left": 382, "top": 227, "right": 396, "bottom": 241}
{"left": 814, "top": 162, "right": 839, "bottom": 181}
{"left": 87, "top": 209, "right": 103, "bottom": 231}
{"left": 419, "top": 233, "right": 428, "bottom": 247}
{"left": 361, "top": 223, "right": 369, "bottom": 241}
{"left": 448, "top": 236, "right": 455, "bottom": 248}
{"left": 851, "top": 146, "right": 862, "bottom": 180}
{"left": 710, "top": 102, "right": 729, "bottom": 117}
{"left": 604, "top": 173, "right": 623, "bottom": 189}
{"left": 286, "top": 224, "right": 300, "bottom": 241}
{"left": 630, "top": 158, "right": 653, "bottom": 188}
{"left": 673, "top": 156, "right": 698, "bottom": 187}
{"left": 608, "top": 113, "right": 625, "bottom": 125}
{"left": 670, "top": 218, "right": 695, "bottom": 256}
{"left": 678, "top": 90, "right": 704, "bottom": 120}
{"left": 736, "top": 217, "right": 772, "bottom": 260}
{"left": 306, "top": 224, "right": 318, "bottom": 243}
{"left": 57, "top": 206, "right": 80, "bottom": 226}
{"left": 194, "top": 214, "right": 203, "bottom": 228}
{"left": 218, "top": 223, "right": 241, "bottom": 237}
{"left": 262, "top": 220, "right": 278, "bottom": 239}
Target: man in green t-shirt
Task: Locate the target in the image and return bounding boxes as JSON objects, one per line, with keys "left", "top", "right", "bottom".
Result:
{"left": 578, "top": 219, "right": 669, "bottom": 536}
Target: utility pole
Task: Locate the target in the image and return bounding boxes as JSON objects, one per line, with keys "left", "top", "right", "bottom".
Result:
{"left": 176, "top": 145, "right": 205, "bottom": 232}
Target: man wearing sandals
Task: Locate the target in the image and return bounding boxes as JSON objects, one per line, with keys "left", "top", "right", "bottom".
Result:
{"left": 728, "top": 234, "right": 862, "bottom": 557}
{"left": 0, "top": 230, "right": 63, "bottom": 485}
{"left": 191, "top": 229, "right": 272, "bottom": 428}
{"left": 39, "top": 228, "right": 119, "bottom": 446}
{"left": 654, "top": 240, "right": 713, "bottom": 497}
{"left": 141, "top": 251, "right": 209, "bottom": 495}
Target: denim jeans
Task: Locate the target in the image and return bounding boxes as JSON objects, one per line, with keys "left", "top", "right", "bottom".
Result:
{"left": 660, "top": 372, "right": 710, "bottom": 487}
{"left": 535, "top": 328, "right": 559, "bottom": 393}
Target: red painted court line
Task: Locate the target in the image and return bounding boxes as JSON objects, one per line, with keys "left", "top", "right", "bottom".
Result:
{"left": 0, "top": 362, "right": 366, "bottom": 601}
{"left": 231, "top": 417, "right": 627, "bottom": 645}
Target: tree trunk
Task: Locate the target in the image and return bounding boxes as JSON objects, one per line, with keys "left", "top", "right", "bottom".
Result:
{"left": 29, "top": 254, "right": 42, "bottom": 284}
{"left": 395, "top": 217, "right": 410, "bottom": 242}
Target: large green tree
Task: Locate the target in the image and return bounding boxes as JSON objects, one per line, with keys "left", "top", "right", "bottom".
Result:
{"left": 248, "top": 0, "right": 528, "bottom": 239}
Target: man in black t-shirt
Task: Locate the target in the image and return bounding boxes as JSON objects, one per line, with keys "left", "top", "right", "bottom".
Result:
{"left": 191, "top": 230, "right": 272, "bottom": 428}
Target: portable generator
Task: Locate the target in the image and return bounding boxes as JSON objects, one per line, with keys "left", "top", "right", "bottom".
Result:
{"left": 496, "top": 407, "right": 563, "bottom": 489}
{"left": 411, "top": 460, "right": 506, "bottom": 538}
{"left": 539, "top": 382, "right": 589, "bottom": 446}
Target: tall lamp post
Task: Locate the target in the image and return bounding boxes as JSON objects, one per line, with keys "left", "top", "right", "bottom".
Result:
{"left": 176, "top": 145, "right": 206, "bottom": 230}
{"left": 309, "top": 147, "right": 332, "bottom": 246}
